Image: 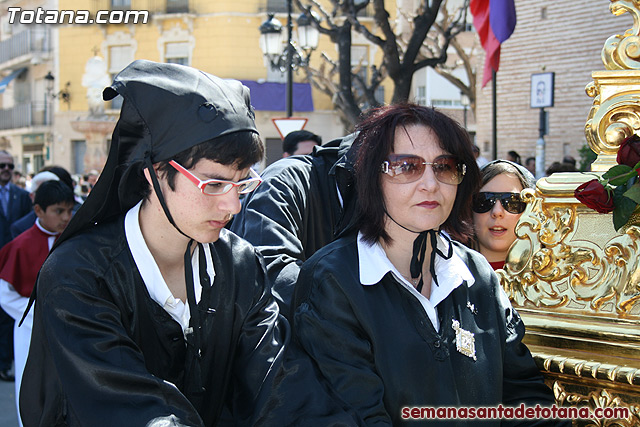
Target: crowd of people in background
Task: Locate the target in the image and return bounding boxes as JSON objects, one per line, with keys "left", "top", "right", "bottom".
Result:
{"left": 11, "top": 168, "right": 100, "bottom": 201}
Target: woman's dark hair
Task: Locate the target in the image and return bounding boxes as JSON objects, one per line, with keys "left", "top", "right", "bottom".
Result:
{"left": 354, "top": 103, "right": 480, "bottom": 245}
{"left": 142, "top": 130, "right": 263, "bottom": 199}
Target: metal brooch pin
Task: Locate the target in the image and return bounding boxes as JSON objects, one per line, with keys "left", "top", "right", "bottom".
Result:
{"left": 466, "top": 301, "right": 477, "bottom": 315}
{"left": 452, "top": 319, "right": 477, "bottom": 361}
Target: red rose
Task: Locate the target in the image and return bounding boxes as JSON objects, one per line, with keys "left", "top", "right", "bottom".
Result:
{"left": 574, "top": 179, "right": 614, "bottom": 213}
{"left": 617, "top": 134, "right": 640, "bottom": 168}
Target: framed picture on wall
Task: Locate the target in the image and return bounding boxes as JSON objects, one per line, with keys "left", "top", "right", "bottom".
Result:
{"left": 530, "top": 72, "right": 554, "bottom": 108}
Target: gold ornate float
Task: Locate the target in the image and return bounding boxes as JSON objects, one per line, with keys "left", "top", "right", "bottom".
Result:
{"left": 498, "top": 1, "right": 640, "bottom": 425}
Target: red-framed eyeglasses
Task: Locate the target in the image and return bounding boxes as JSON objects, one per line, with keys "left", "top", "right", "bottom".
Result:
{"left": 169, "top": 160, "right": 262, "bottom": 196}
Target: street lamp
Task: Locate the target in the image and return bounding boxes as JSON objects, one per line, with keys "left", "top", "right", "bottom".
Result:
{"left": 460, "top": 91, "right": 470, "bottom": 129}
{"left": 259, "top": 4, "right": 319, "bottom": 117}
{"left": 44, "top": 71, "right": 55, "bottom": 125}
{"left": 43, "top": 72, "right": 72, "bottom": 116}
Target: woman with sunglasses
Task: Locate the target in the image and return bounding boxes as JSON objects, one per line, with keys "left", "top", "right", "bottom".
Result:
{"left": 292, "top": 104, "right": 560, "bottom": 426}
{"left": 472, "top": 160, "right": 536, "bottom": 270}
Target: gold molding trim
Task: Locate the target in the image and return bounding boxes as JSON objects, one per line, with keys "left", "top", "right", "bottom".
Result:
{"left": 534, "top": 352, "right": 640, "bottom": 387}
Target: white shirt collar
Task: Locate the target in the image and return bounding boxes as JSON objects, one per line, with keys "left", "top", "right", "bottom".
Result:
{"left": 35, "top": 218, "right": 59, "bottom": 236}
{"left": 35, "top": 218, "right": 59, "bottom": 251}
{"left": 357, "top": 231, "right": 474, "bottom": 330}
{"left": 125, "top": 201, "right": 211, "bottom": 333}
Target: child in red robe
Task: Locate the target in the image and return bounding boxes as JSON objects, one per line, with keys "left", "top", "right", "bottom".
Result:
{"left": 0, "top": 180, "right": 74, "bottom": 426}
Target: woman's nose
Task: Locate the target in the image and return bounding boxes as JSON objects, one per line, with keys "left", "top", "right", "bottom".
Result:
{"left": 490, "top": 200, "right": 505, "bottom": 218}
{"left": 417, "top": 164, "right": 439, "bottom": 191}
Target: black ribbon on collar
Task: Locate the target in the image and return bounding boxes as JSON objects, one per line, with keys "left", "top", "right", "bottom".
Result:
{"left": 409, "top": 229, "right": 453, "bottom": 292}
{"left": 385, "top": 209, "right": 454, "bottom": 293}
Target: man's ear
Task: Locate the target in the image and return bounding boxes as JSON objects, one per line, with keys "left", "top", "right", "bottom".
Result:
{"left": 142, "top": 164, "right": 162, "bottom": 186}
{"left": 143, "top": 167, "right": 152, "bottom": 186}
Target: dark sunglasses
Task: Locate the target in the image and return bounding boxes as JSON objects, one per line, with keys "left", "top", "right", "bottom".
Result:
{"left": 380, "top": 154, "right": 466, "bottom": 185}
{"left": 472, "top": 192, "right": 526, "bottom": 214}
{"left": 0, "top": 163, "right": 14, "bottom": 170}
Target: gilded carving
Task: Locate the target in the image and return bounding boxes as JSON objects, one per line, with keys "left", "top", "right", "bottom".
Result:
{"left": 552, "top": 382, "right": 640, "bottom": 426}
{"left": 585, "top": 91, "right": 640, "bottom": 156}
{"left": 499, "top": 189, "right": 640, "bottom": 315}
{"left": 603, "top": 0, "right": 640, "bottom": 70}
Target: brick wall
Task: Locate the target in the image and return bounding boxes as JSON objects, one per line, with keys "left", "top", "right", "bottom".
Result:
{"left": 474, "top": 0, "right": 631, "bottom": 171}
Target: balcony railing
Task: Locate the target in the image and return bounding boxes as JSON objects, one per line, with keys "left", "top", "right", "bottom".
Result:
{"left": 0, "top": 103, "right": 49, "bottom": 130}
{"left": 0, "top": 28, "right": 50, "bottom": 65}
{"left": 166, "top": 0, "right": 189, "bottom": 13}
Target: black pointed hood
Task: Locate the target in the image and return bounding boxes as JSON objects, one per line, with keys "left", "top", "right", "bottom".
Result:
{"left": 55, "top": 60, "right": 258, "bottom": 250}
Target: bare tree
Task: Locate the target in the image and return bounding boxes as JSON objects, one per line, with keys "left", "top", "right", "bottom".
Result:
{"left": 294, "top": 0, "right": 470, "bottom": 129}
{"left": 423, "top": 3, "right": 478, "bottom": 118}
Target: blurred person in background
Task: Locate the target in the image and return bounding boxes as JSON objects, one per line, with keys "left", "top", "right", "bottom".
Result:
{"left": 471, "top": 160, "right": 535, "bottom": 270}
{"left": 282, "top": 130, "right": 322, "bottom": 158}
{"left": 10, "top": 171, "right": 59, "bottom": 239}
{"left": 562, "top": 155, "right": 577, "bottom": 168}
{"left": 0, "top": 180, "right": 75, "bottom": 426}
{"left": 84, "top": 169, "right": 100, "bottom": 191}
{"left": 545, "top": 161, "right": 577, "bottom": 176}
{"left": 0, "top": 150, "right": 31, "bottom": 382}
{"left": 525, "top": 156, "right": 536, "bottom": 176}
{"left": 472, "top": 144, "right": 489, "bottom": 167}
{"left": 11, "top": 166, "right": 81, "bottom": 239}
{"left": 506, "top": 150, "right": 522, "bottom": 165}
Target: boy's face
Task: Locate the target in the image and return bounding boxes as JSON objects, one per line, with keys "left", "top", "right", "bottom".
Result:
{"left": 35, "top": 202, "right": 74, "bottom": 234}
{"left": 158, "top": 158, "right": 248, "bottom": 244}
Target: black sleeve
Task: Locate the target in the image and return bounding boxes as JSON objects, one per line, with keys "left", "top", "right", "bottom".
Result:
{"left": 230, "top": 163, "right": 311, "bottom": 312}
{"left": 26, "top": 259, "right": 204, "bottom": 427}
{"left": 232, "top": 251, "right": 363, "bottom": 426}
{"left": 293, "top": 260, "right": 392, "bottom": 426}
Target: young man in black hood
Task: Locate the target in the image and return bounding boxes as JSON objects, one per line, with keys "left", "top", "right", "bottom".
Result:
{"left": 20, "top": 60, "right": 359, "bottom": 427}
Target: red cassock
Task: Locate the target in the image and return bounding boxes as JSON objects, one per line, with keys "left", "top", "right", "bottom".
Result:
{"left": 0, "top": 224, "right": 52, "bottom": 298}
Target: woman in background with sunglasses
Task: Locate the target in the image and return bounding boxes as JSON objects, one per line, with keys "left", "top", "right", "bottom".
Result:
{"left": 292, "top": 104, "right": 560, "bottom": 426}
{"left": 471, "top": 160, "right": 536, "bottom": 270}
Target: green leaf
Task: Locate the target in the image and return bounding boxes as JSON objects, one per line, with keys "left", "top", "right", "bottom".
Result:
{"left": 613, "top": 196, "right": 638, "bottom": 231}
{"left": 606, "top": 164, "right": 635, "bottom": 186}
{"left": 623, "top": 183, "right": 640, "bottom": 204}
{"left": 603, "top": 164, "right": 632, "bottom": 180}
